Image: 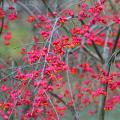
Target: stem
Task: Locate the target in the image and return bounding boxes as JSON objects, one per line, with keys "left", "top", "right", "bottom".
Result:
{"left": 48, "top": 91, "right": 77, "bottom": 118}
{"left": 92, "top": 41, "right": 104, "bottom": 63}
{"left": 0, "top": 0, "right": 4, "bottom": 35}
{"left": 31, "top": 17, "right": 59, "bottom": 116}
{"left": 66, "top": 49, "right": 79, "bottom": 120}
{"left": 98, "top": 25, "right": 120, "bottom": 120}
{"left": 45, "top": 92, "right": 60, "bottom": 120}
{"left": 112, "top": 26, "right": 120, "bottom": 54}
{"left": 41, "top": 0, "right": 55, "bottom": 17}
{"left": 82, "top": 45, "right": 101, "bottom": 62}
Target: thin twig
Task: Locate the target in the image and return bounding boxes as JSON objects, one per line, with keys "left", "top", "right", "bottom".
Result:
{"left": 66, "top": 49, "right": 79, "bottom": 120}
{"left": 16, "top": 1, "right": 38, "bottom": 22}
